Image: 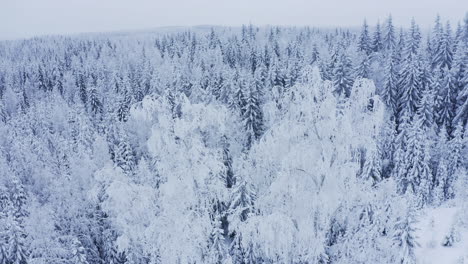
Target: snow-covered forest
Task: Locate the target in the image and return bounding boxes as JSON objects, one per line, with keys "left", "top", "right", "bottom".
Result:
{"left": 0, "top": 14, "right": 467, "bottom": 264}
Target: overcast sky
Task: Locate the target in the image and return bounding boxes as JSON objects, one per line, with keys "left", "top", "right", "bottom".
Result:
{"left": 1, "top": 0, "right": 466, "bottom": 40}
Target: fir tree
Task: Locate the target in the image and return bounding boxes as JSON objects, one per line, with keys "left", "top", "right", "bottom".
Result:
{"left": 454, "top": 75, "right": 468, "bottom": 127}
{"left": 229, "top": 177, "right": 256, "bottom": 223}
{"left": 430, "top": 15, "right": 444, "bottom": 69}
{"left": 398, "top": 52, "right": 422, "bottom": 117}
{"left": 406, "top": 19, "right": 422, "bottom": 56}
{"left": 400, "top": 117, "right": 432, "bottom": 206}
{"left": 417, "top": 89, "right": 435, "bottom": 129}
{"left": 332, "top": 52, "right": 353, "bottom": 97}
{"left": 372, "top": 21, "right": 384, "bottom": 52}
{"left": 310, "top": 43, "right": 320, "bottom": 65}
{"left": 446, "top": 122, "right": 465, "bottom": 199}
{"left": 72, "top": 239, "right": 89, "bottom": 264}
{"left": 114, "top": 134, "right": 135, "bottom": 175}
{"left": 393, "top": 206, "right": 419, "bottom": 264}
{"left": 88, "top": 86, "right": 102, "bottom": 116}
{"left": 434, "top": 22, "right": 454, "bottom": 70}
{"left": 382, "top": 50, "right": 399, "bottom": 116}
{"left": 436, "top": 67, "right": 456, "bottom": 132}
{"left": 452, "top": 44, "right": 467, "bottom": 127}
{"left": 383, "top": 15, "right": 396, "bottom": 50}
{"left": 207, "top": 213, "right": 228, "bottom": 264}
{"left": 358, "top": 20, "right": 372, "bottom": 55}
{"left": 361, "top": 144, "right": 382, "bottom": 184}
{"left": 117, "top": 88, "right": 132, "bottom": 122}
{"left": 242, "top": 82, "right": 264, "bottom": 150}
{"left": 7, "top": 180, "right": 29, "bottom": 264}
{"left": 355, "top": 52, "right": 371, "bottom": 79}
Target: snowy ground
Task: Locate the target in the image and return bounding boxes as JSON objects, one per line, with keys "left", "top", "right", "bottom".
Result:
{"left": 416, "top": 206, "right": 468, "bottom": 264}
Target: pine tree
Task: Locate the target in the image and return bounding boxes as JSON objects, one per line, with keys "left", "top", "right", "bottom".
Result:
{"left": 372, "top": 21, "right": 383, "bottom": 52}
{"left": 382, "top": 50, "right": 399, "bottom": 115}
{"left": 430, "top": 15, "right": 444, "bottom": 69}
{"left": 406, "top": 19, "right": 422, "bottom": 56}
{"left": 229, "top": 177, "right": 256, "bottom": 222}
{"left": 446, "top": 122, "right": 465, "bottom": 199}
{"left": 114, "top": 133, "right": 135, "bottom": 174}
{"left": 437, "top": 67, "right": 456, "bottom": 132}
{"left": 88, "top": 86, "right": 102, "bottom": 116}
{"left": 7, "top": 180, "right": 28, "bottom": 264}
{"left": 433, "top": 156, "right": 448, "bottom": 205}
{"left": 222, "top": 136, "right": 234, "bottom": 188}
{"left": 0, "top": 187, "right": 10, "bottom": 264}
{"left": 117, "top": 91, "right": 131, "bottom": 122}
{"left": 207, "top": 213, "right": 228, "bottom": 264}
{"left": 434, "top": 22, "right": 454, "bottom": 70}
{"left": 358, "top": 20, "right": 372, "bottom": 55}
{"left": 454, "top": 76, "right": 468, "bottom": 127}
{"left": 400, "top": 117, "right": 432, "bottom": 206}
{"left": 398, "top": 52, "right": 422, "bottom": 117}
{"left": 417, "top": 89, "right": 435, "bottom": 129}
{"left": 310, "top": 43, "right": 320, "bottom": 65}
{"left": 393, "top": 206, "right": 419, "bottom": 264}
{"left": 361, "top": 144, "right": 382, "bottom": 184}
{"left": 383, "top": 15, "right": 396, "bottom": 50}
{"left": 229, "top": 70, "right": 245, "bottom": 113}
{"left": 332, "top": 52, "right": 353, "bottom": 97}
{"left": 91, "top": 186, "right": 116, "bottom": 264}
{"left": 442, "top": 217, "right": 462, "bottom": 248}
{"left": 452, "top": 44, "right": 467, "bottom": 127}
{"left": 242, "top": 82, "right": 264, "bottom": 150}
{"left": 8, "top": 222, "right": 28, "bottom": 264}
{"left": 77, "top": 71, "right": 88, "bottom": 104}
{"left": 72, "top": 239, "right": 89, "bottom": 264}
{"left": 355, "top": 52, "right": 371, "bottom": 79}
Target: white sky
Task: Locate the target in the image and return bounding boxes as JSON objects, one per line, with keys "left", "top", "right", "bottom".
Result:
{"left": 0, "top": 0, "right": 466, "bottom": 40}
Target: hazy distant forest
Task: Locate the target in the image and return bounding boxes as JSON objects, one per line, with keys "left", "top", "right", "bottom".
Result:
{"left": 0, "top": 14, "right": 467, "bottom": 264}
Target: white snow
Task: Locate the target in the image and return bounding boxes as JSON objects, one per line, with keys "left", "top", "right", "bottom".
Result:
{"left": 415, "top": 206, "right": 468, "bottom": 264}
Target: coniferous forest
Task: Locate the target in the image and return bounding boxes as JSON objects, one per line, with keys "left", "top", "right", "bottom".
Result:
{"left": 0, "top": 14, "right": 467, "bottom": 264}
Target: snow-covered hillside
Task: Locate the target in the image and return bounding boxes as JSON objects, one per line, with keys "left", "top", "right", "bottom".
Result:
{"left": 416, "top": 207, "right": 468, "bottom": 264}
{"left": 0, "top": 14, "right": 467, "bottom": 264}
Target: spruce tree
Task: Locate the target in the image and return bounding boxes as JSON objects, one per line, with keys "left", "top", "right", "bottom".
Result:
{"left": 229, "top": 177, "right": 256, "bottom": 222}
{"left": 437, "top": 67, "right": 456, "bottom": 132}
{"left": 398, "top": 53, "right": 422, "bottom": 117}
{"left": 417, "top": 89, "right": 435, "bottom": 129}
{"left": 446, "top": 122, "right": 465, "bottom": 199}
{"left": 393, "top": 206, "right": 419, "bottom": 264}
{"left": 88, "top": 86, "right": 102, "bottom": 116}
{"left": 430, "top": 15, "right": 444, "bottom": 69}
{"left": 372, "top": 21, "right": 383, "bottom": 52}
{"left": 242, "top": 82, "right": 264, "bottom": 150}
{"left": 400, "top": 117, "right": 432, "bottom": 206}
{"left": 406, "top": 19, "right": 422, "bottom": 56}
{"left": 361, "top": 144, "right": 382, "bottom": 184}
{"left": 0, "top": 187, "right": 10, "bottom": 264}
{"left": 208, "top": 213, "right": 228, "bottom": 264}
{"left": 358, "top": 20, "right": 372, "bottom": 55}
{"left": 332, "top": 52, "right": 353, "bottom": 97}
{"left": 434, "top": 22, "right": 454, "bottom": 70}
{"left": 355, "top": 52, "right": 371, "bottom": 79}
{"left": 114, "top": 133, "right": 135, "bottom": 175}
{"left": 383, "top": 15, "right": 396, "bottom": 50}
{"left": 72, "top": 239, "right": 89, "bottom": 264}
{"left": 381, "top": 50, "right": 399, "bottom": 115}
{"left": 431, "top": 125, "right": 450, "bottom": 204}
{"left": 8, "top": 180, "right": 29, "bottom": 264}
{"left": 452, "top": 44, "right": 467, "bottom": 126}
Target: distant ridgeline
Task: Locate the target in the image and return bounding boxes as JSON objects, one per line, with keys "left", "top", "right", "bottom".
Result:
{"left": 0, "top": 14, "right": 467, "bottom": 264}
